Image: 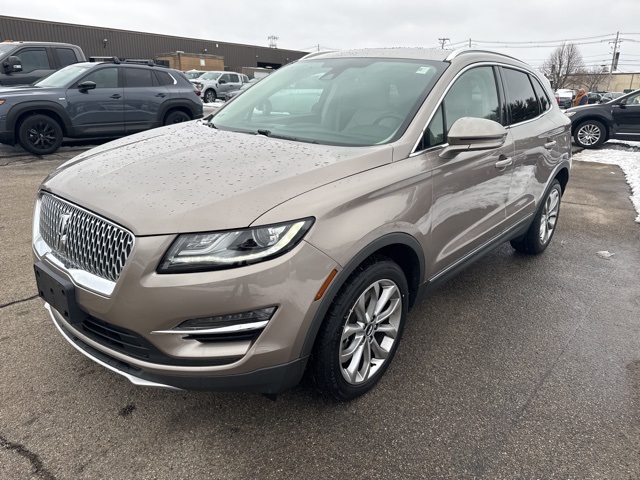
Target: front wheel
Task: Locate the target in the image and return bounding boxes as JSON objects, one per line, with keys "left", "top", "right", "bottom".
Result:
{"left": 203, "top": 90, "right": 217, "bottom": 103}
{"left": 574, "top": 120, "right": 606, "bottom": 148}
{"left": 511, "top": 179, "right": 562, "bottom": 255}
{"left": 18, "top": 114, "right": 63, "bottom": 155}
{"left": 310, "top": 255, "right": 408, "bottom": 401}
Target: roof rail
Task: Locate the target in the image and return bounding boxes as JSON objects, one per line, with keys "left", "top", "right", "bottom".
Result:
{"left": 122, "top": 59, "right": 157, "bottom": 66}
{"left": 300, "top": 50, "right": 336, "bottom": 60}
{"left": 89, "top": 56, "right": 121, "bottom": 64}
{"left": 445, "top": 48, "right": 525, "bottom": 64}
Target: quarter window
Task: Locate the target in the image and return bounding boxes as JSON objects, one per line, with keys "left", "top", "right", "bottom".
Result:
{"left": 502, "top": 68, "right": 540, "bottom": 124}
{"left": 420, "top": 105, "right": 445, "bottom": 150}
{"left": 531, "top": 76, "right": 551, "bottom": 113}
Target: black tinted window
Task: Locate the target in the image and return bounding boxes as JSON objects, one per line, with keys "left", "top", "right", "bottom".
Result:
{"left": 531, "top": 76, "right": 551, "bottom": 112}
{"left": 420, "top": 105, "right": 445, "bottom": 150}
{"left": 154, "top": 70, "right": 176, "bottom": 86}
{"left": 15, "top": 48, "right": 50, "bottom": 73}
{"left": 124, "top": 68, "right": 154, "bottom": 87}
{"left": 82, "top": 68, "right": 119, "bottom": 88}
{"left": 56, "top": 48, "right": 79, "bottom": 67}
{"left": 502, "top": 68, "right": 540, "bottom": 124}
{"left": 443, "top": 66, "right": 500, "bottom": 132}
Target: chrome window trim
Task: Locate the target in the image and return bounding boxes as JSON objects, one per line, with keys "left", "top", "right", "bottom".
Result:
{"left": 410, "top": 61, "right": 553, "bottom": 155}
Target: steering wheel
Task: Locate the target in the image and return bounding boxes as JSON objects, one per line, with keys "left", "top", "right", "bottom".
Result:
{"left": 373, "top": 113, "right": 405, "bottom": 125}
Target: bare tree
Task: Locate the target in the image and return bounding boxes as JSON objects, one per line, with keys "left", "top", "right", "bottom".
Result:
{"left": 542, "top": 43, "right": 585, "bottom": 89}
{"left": 573, "top": 66, "right": 608, "bottom": 92}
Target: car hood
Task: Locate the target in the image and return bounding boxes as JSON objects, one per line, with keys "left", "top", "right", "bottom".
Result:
{"left": 0, "top": 85, "right": 60, "bottom": 96}
{"left": 565, "top": 103, "right": 608, "bottom": 114}
{"left": 41, "top": 121, "right": 393, "bottom": 235}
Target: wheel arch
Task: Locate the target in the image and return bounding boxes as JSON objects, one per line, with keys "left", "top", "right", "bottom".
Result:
{"left": 9, "top": 103, "right": 70, "bottom": 137}
{"left": 300, "top": 232, "right": 425, "bottom": 358}
{"left": 162, "top": 105, "right": 193, "bottom": 124}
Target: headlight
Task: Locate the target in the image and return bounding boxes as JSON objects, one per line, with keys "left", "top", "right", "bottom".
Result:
{"left": 158, "top": 218, "right": 314, "bottom": 273}
{"left": 565, "top": 111, "right": 576, "bottom": 117}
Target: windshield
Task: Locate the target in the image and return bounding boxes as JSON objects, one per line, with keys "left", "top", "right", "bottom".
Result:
{"left": 201, "top": 72, "right": 222, "bottom": 81}
{"left": 34, "top": 64, "right": 93, "bottom": 87}
{"left": 211, "top": 57, "right": 447, "bottom": 147}
{"left": 185, "top": 71, "right": 205, "bottom": 79}
{"left": 0, "top": 44, "right": 16, "bottom": 60}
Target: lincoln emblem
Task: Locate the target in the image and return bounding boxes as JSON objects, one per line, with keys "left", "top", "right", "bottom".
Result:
{"left": 55, "top": 213, "right": 71, "bottom": 251}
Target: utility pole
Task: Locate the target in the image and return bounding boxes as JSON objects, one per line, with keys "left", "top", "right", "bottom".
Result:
{"left": 438, "top": 37, "right": 449, "bottom": 49}
{"left": 606, "top": 31, "right": 620, "bottom": 91}
{"left": 469, "top": 38, "right": 472, "bottom": 48}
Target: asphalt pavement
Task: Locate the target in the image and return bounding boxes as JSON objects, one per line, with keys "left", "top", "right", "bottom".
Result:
{"left": 1, "top": 143, "right": 639, "bottom": 479}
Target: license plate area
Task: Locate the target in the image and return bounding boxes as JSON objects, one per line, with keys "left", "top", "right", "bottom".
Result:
{"left": 34, "top": 262, "right": 86, "bottom": 325}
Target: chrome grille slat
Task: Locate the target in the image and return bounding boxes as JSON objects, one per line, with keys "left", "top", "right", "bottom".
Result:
{"left": 39, "top": 193, "right": 134, "bottom": 282}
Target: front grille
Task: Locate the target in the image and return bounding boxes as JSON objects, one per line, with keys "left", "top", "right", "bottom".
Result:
{"left": 39, "top": 193, "right": 134, "bottom": 282}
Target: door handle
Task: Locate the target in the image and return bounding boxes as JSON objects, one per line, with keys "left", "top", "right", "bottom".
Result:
{"left": 495, "top": 156, "right": 513, "bottom": 169}
{"left": 110, "top": 94, "right": 121, "bottom": 99}
{"left": 155, "top": 93, "right": 166, "bottom": 97}
{"left": 544, "top": 139, "right": 557, "bottom": 150}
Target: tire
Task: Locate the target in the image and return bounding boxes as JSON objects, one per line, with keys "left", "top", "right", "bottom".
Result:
{"left": 203, "top": 89, "right": 217, "bottom": 103}
{"left": 310, "top": 255, "right": 408, "bottom": 401}
{"left": 164, "top": 110, "right": 191, "bottom": 125}
{"left": 510, "top": 179, "right": 562, "bottom": 255}
{"left": 18, "top": 114, "right": 63, "bottom": 155}
{"left": 574, "top": 120, "right": 606, "bottom": 148}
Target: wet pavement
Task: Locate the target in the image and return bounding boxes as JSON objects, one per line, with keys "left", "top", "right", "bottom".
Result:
{"left": 1, "top": 144, "right": 639, "bottom": 479}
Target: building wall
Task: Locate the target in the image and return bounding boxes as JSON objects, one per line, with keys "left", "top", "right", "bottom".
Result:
{"left": 0, "top": 15, "right": 307, "bottom": 71}
{"left": 156, "top": 54, "right": 225, "bottom": 72}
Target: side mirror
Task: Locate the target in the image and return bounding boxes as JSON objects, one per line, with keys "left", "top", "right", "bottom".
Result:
{"left": 218, "top": 79, "right": 227, "bottom": 85}
{"left": 77, "top": 80, "right": 97, "bottom": 91}
{"left": 440, "top": 117, "right": 507, "bottom": 158}
{"left": 2, "top": 56, "right": 23, "bottom": 73}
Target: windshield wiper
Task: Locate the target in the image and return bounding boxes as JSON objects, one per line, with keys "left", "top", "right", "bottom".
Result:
{"left": 255, "top": 129, "right": 318, "bottom": 144}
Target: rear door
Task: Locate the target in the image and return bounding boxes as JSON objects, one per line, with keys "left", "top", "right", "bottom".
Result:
{"left": 122, "top": 66, "right": 169, "bottom": 132}
{"left": 499, "top": 67, "right": 565, "bottom": 222}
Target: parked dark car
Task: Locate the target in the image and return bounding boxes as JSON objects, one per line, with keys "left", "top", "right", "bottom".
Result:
{"left": 587, "top": 92, "right": 602, "bottom": 104}
{"left": 599, "top": 91, "right": 625, "bottom": 103}
{"left": 0, "top": 58, "right": 203, "bottom": 154}
{"left": 565, "top": 89, "right": 640, "bottom": 148}
{"left": 0, "top": 41, "right": 86, "bottom": 86}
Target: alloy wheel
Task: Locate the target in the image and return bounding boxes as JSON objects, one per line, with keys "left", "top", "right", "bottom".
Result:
{"left": 339, "top": 279, "right": 402, "bottom": 385}
{"left": 27, "top": 121, "right": 58, "bottom": 151}
{"left": 539, "top": 188, "right": 560, "bottom": 245}
{"left": 577, "top": 123, "right": 601, "bottom": 146}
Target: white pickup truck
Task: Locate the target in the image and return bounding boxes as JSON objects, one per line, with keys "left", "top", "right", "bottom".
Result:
{"left": 191, "top": 71, "right": 249, "bottom": 103}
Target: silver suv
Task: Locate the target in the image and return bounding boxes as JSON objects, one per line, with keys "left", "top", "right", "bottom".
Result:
{"left": 33, "top": 48, "right": 572, "bottom": 400}
{"left": 192, "top": 70, "right": 249, "bottom": 103}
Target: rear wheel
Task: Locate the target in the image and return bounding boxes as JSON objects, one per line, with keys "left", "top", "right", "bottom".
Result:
{"left": 310, "top": 255, "right": 408, "bottom": 401}
{"left": 511, "top": 179, "right": 562, "bottom": 255}
{"left": 164, "top": 110, "right": 191, "bottom": 125}
{"left": 204, "top": 89, "right": 217, "bottom": 103}
{"left": 574, "top": 120, "right": 606, "bottom": 148}
{"left": 18, "top": 114, "right": 63, "bottom": 155}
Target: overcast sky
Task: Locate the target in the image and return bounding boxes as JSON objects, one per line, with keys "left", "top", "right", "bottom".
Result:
{"left": 4, "top": 0, "right": 640, "bottom": 71}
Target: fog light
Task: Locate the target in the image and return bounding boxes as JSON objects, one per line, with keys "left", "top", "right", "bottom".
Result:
{"left": 151, "top": 307, "right": 276, "bottom": 335}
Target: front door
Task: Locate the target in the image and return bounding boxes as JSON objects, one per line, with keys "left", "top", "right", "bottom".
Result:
{"left": 613, "top": 91, "right": 640, "bottom": 139}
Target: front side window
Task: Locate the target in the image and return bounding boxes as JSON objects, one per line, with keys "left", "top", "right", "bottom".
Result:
{"left": 502, "top": 68, "right": 540, "bottom": 124}
{"left": 228, "top": 74, "right": 240, "bottom": 83}
{"left": 15, "top": 48, "right": 50, "bottom": 73}
{"left": 81, "top": 67, "right": 119, "bottom": 88}
{"left": 443, "top": 66, "right": 500, "bottom": 132}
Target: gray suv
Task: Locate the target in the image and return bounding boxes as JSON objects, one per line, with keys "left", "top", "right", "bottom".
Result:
{"left": 32, "top": 48, "right": 572, "bottom": 400}
{"left": 0, "top": 58, "right": 203, "bottom": 154}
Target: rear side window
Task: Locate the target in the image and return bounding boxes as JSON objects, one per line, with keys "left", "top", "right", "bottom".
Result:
{"left": 15, "top": 48, "right": 50, "bottom": 73}
{"left": 123, "top": 68, "right": 155, "bottom": 88}
{"left": 531, "top": 76, "right": 551, "bottom": 113}
{"left": 502, "top": 68, "right": 540, "bottom": 124}
{"left": 56, "top": 48, "right": 79, "bottom": 67}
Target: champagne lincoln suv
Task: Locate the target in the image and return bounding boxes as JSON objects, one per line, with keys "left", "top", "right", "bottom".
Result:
{"left": 33, "top": 48, "right": 572, "bottom": 401}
